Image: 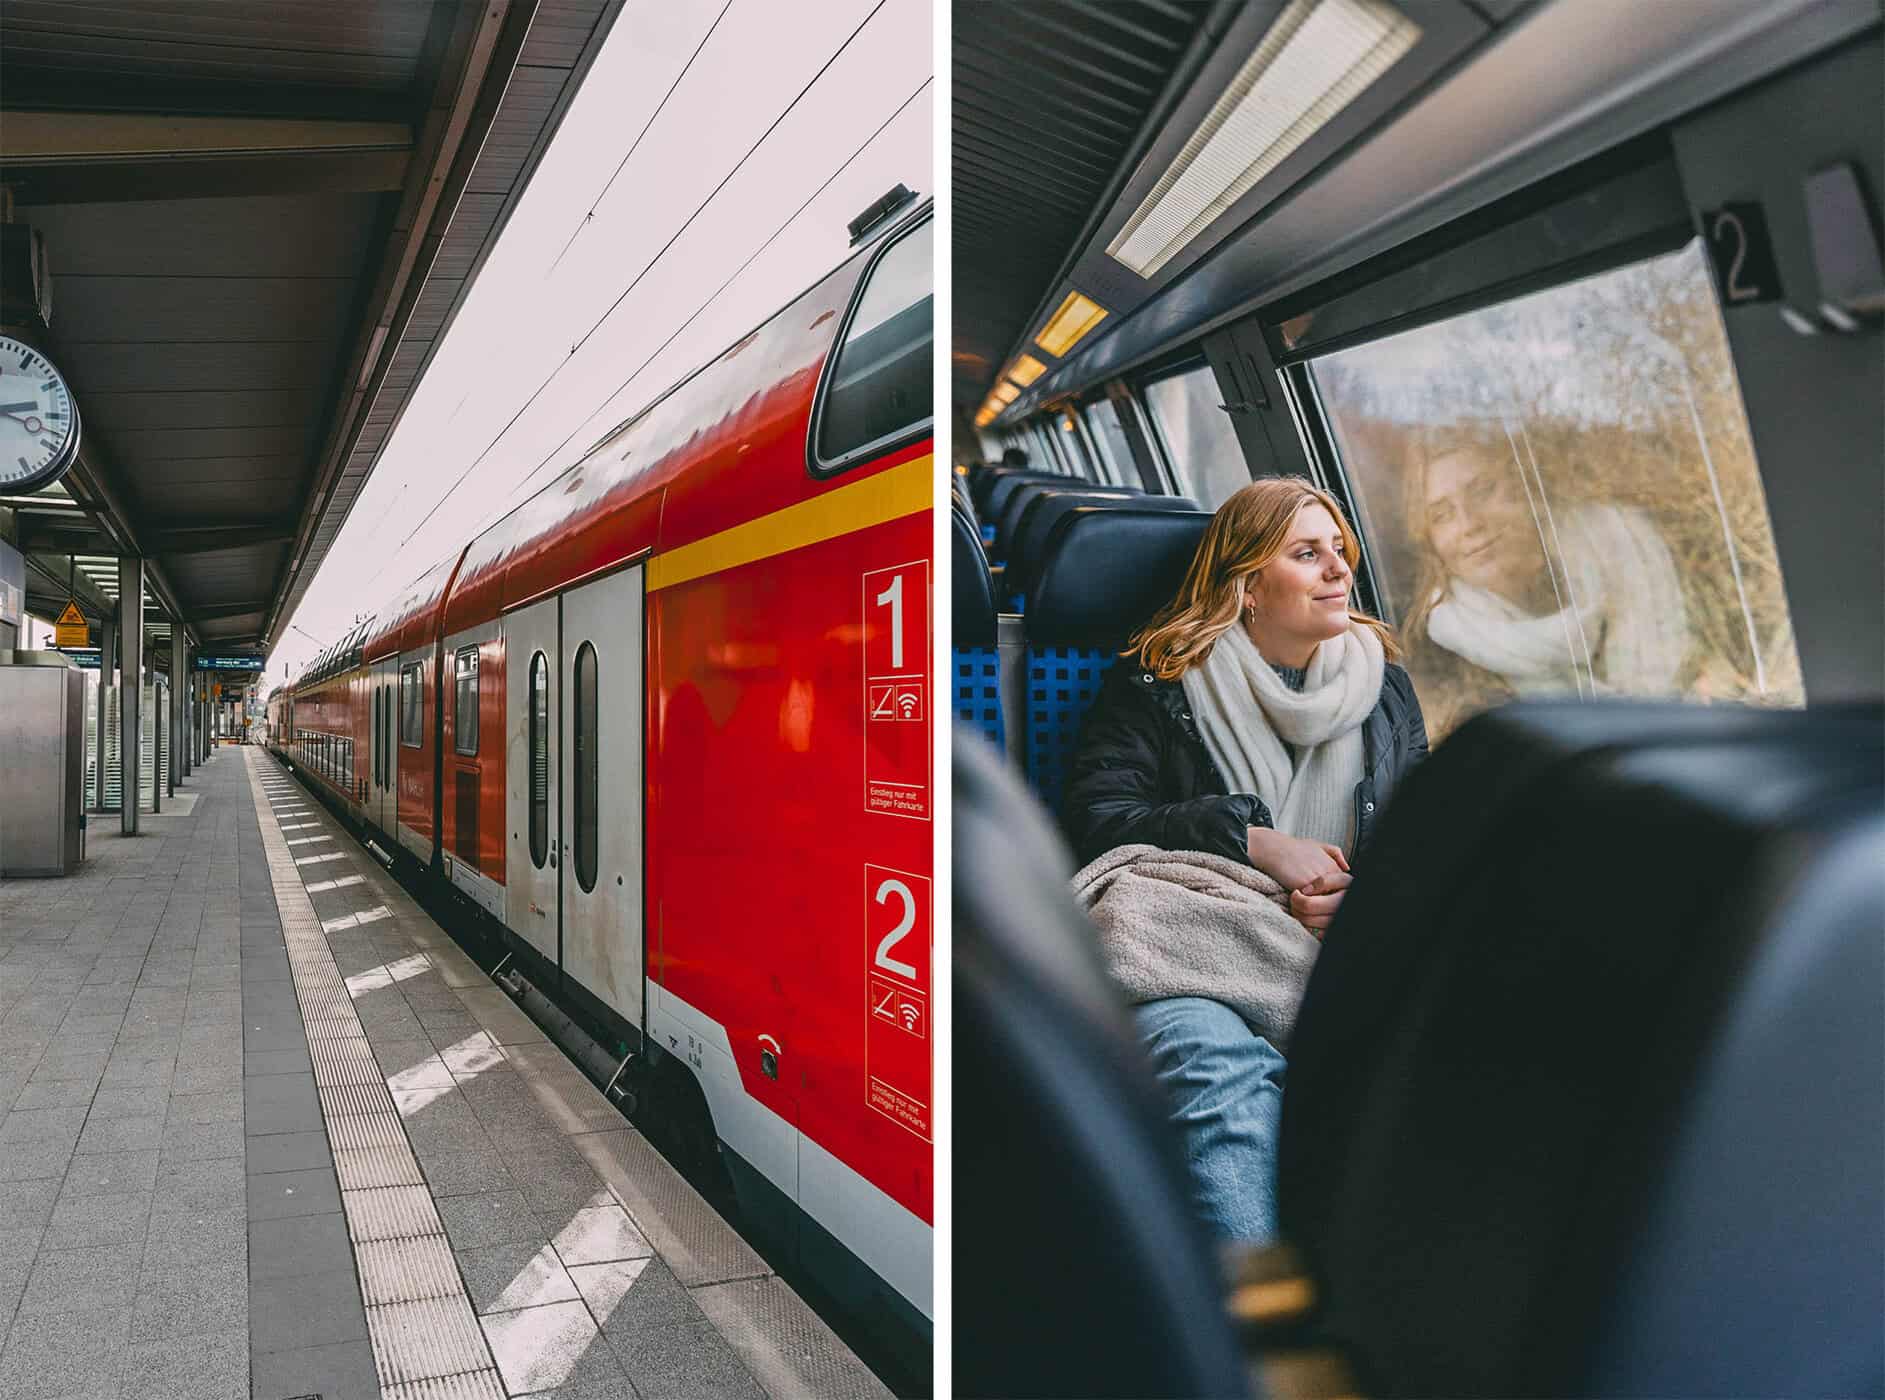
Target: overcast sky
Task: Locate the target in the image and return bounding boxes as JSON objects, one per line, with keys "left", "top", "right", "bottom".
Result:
{"left": 266, "top": 0, "right": 932, "bottom": 689}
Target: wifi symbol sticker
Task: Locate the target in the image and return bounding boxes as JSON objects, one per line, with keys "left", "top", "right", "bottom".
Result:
{"left": 895, "top": 991, "right": 925, "bottom": 1040}
{"left": 891, "top": 682, "right": 923, "bottom": 723}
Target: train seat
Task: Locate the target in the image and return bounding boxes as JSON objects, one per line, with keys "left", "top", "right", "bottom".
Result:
{"left": 1008, "top": 493, "right": 1200, "bottom": 608}
{"left": 1279, "top": 701, "right": 1885, "bottom": 1398}
{"left": 979, "top": 469, "right": 1065, "bottom": 535}
{"left": 954, "top": 728, "right": 1250, "bottom": 1400}
{"left": 951, "top": 504, "right": 1004, "bottom": 752}
{"left": 991, "top": 480, "right": 1143, "bottom": 563}
{"left": 1023, "top": 507, "right": 1210, "bottom": 810}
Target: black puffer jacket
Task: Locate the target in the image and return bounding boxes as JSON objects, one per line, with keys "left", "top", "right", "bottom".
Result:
{"left": 1061, "top": 659, "right": 1429, "bottom": 868}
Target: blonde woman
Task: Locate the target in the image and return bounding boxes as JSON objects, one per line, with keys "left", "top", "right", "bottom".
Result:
{"left": 1062, "top": 477, "right": 1427, "bottom": 1242}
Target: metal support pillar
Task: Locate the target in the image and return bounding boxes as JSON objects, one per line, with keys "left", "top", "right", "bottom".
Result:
{"left": 96, "top": 613, "right": 116, "bottom": 810}
{"left": 167, "top": 632, "right": 182, "bottom": 796}
{"left": 178, "top": 641, "right": 191, "bottom": 779}
{"left": 118, "top": 557, "right": 143, "bottom": 835}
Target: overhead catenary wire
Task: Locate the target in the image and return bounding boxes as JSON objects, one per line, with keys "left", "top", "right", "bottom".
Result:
{"left": 547, "top": 0, "right": 738, "bottom": 275}
{"left": 356, "top": 0, "right": 895, "bottom": 593}
{"left": 475, "top": 75, "right": 934, "bottom": 532}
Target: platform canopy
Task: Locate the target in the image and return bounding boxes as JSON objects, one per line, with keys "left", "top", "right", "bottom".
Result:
{"left": 0, "top": 0, "right": 622, "bottom": 654}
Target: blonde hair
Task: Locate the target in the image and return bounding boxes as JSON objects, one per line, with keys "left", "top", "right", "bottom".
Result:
{"left": 1126, "top": 476, "right": 1399, "bottom": 680}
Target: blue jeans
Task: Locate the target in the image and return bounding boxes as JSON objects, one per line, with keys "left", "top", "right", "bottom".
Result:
{"left": 1134, "top": 996, "right": 1288, "bottom": 1244}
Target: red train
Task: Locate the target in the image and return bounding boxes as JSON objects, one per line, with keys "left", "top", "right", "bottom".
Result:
{"left": 269, "top": 198, "right": 934, "bottom": 1362}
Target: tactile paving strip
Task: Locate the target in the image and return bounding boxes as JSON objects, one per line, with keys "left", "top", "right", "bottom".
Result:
{"left": 245, "top": 753, "right": 505, "bottom": 1396}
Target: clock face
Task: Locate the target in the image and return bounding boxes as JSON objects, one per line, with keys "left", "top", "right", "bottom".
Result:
{"left": 0, "top": 334, "right": 81, "bottom": 493}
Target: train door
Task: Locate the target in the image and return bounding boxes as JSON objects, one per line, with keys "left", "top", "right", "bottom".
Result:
{"left": 504, "top": 597, "right": 560, "bottom": 963}
{"left": 370, "top": 657, "right": 398, "bottom": 834}
{"left": 557, "top": 566, "right": 645, "bottom": 1030}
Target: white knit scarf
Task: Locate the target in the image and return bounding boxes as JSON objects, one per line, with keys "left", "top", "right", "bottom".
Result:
{"left": 1181, "top": 621, "right": 1384, "bottom": 854}
{"left": 1425, "top": 503, "right": 1689, "bottom": 698}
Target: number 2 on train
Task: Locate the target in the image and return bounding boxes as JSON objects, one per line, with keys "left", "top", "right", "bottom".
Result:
{"left": 873, "top": 877, "right": 918, "bottom": 980}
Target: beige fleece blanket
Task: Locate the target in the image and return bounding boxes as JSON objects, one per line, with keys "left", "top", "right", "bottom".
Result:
{"left": 1071, "top": 844, "right": 1321, "bottom": 1050}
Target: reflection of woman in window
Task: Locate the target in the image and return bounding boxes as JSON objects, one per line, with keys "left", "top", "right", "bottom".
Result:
{"left": 1403, "top": 423, "right": 1691, "bottom": 733}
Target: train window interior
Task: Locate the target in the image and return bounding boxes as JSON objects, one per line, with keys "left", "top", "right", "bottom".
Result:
{"left": 1141, "top": 361, "right": 1251, "bottom": 509}
{"left": 453, "top": 646, "right": 479, "bottom": 756}
{"left": 1082, "top": 397, "right": 1135, "bottom": 488}
{"left": 528, "top": 651, "right": 549, "bottom": 870}
{"left": 399, "top": 662, "right": 422, "bottom": 748}
{"left": 573, "top": 641, "right": 598, "bottom": 894}
{"left": 1303, "top": 235, "right": 1803, "bottom": 741}
{"left": 813, "top": 216, "right": 934, "bottom": 472}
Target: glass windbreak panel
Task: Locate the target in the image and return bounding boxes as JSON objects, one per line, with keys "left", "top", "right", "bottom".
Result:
{"left": 1142, "top": 365, "right": 1250, "bottom": 507}
{"left": 573, "top": 642, "right": 598, "bottom": 893}
{"left": 528, "top": 651, "right": 549, "bottom": 870}
{"left": 816, "top": 218, "right": 933, "bottom": 468}
{"left": 454, "top": 647, "right": 479, "bottom": 756}
{"left": 1085, "top": 396, "right": 1142, "bottom": 489}
{"left": 1306, "top": 236, "right": 1803, "bottom": 741}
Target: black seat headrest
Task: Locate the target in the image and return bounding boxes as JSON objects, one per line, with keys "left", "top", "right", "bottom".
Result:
{"left": 1281, "top": 700, "right": 1885, "bottom": 1398}
{"left": 952, "top": 728, "right": 1250, "bottom": 1399}
{"left": 996, "top": 483, "right": 1136, "bottom": 558}
{"left": 1012, "top": 495, "right": 1199, "bottom": 604}
{"left": 980, "top": 469, "right": 1062, "bottom": 524}
{"left": 1026, "top": 508, "right": 1211, "bottom": 646}
{"left": 952, "top": 505, "right": 998, "bottom": 646}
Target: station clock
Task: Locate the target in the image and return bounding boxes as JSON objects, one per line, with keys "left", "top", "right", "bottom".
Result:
{"left": 0, "top": 333, "right": 81, "bottom": 494}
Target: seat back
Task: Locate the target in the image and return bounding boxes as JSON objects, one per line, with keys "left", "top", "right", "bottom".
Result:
{"left": 1022, "top": 507, "right": 1210, "bottom": 809}
{"left": 998, "top": 484, "right": 1140, "bottom": 564}
{"left": 953, "top": 730, "right": 1251, "bottom": 1399}
{"left": 980, "top": 470, "right": 1062, "bottom": 531}
{"left": 1279, "top": 702, "right": 1885, "bottom": 1397}
{"left": 1010, "top": 494, "right": 1198, "bottom": 606}
{"left": 951, "top": 505, "right": 1003, "bottom": 750}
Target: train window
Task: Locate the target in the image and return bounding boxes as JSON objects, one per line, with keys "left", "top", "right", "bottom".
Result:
{"left": 1141, "top": 362, "right": 1251, "bottom": 508}
{"left": 454, "top": 646, "right": 479, "bottom": 756}
{"left": 1304, "top": 236, "right": 1804, "bottom": 740}
{"left": 573, "top": 642, "right": 598, "bottom": 894}
{"left": 528, "top": 651, "right": 549, "bottom": 870}
{"left": 813, "top": 216, "right": 934, "bottom": 473}
{"left": 399, "top": 663, "right": 423, "bottom": 747}
{"left": 1084, "top": 396, "right": 1141, "bottom": 489}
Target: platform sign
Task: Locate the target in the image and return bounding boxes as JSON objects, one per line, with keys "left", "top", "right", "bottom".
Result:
{"left": 53, "top": 599, "right": 87, "bottom": 648}
{"left": 195, "top": 655, "right": 264, "bottom": 672}
{"left": 864, "top": 864, "right": 930, "bottom": 1141}
{"left": 861, "top": 560, "right": 930, "bottom": 820}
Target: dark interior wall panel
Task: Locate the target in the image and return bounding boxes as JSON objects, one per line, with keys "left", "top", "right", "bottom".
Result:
{"left": 29, "top": 195, "right": 386, "bottom": 278}
{"left": 55, "top": 276, "right": 358, "bottom": 344}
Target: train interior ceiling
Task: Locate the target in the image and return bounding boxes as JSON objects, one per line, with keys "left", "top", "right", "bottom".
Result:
{"left": 953, "top": 1, "right": 1881, "bottom": 1398}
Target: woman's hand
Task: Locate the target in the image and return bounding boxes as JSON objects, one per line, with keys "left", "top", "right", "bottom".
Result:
{"left": 1245, "top": 826, "right": 1348, "bottom": 892}
{"left": 1289, "top": 869, "right": 1352, "bottom": 935}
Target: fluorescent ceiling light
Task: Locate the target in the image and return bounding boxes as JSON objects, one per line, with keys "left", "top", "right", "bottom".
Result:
{"left": 1009, "top": 353, "right": 1048, "bottom": 386}
{"left": 1035, "top": 290, "right": 1110, "bottom": 358}
{"left": 1107, "top": 0, "right": 1421, "bottom": 279}
{"left": 974, "top": 406, "right": 997, "bottom": 427}
{"left": 990, "top": 380, "right": 1020, "bottom": 406}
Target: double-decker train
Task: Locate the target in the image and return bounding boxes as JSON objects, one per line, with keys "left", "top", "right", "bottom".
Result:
{"left": 269, "top": 196, "right": 934, "bottom": 1372}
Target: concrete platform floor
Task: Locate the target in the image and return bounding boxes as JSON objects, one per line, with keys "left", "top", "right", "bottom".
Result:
{"left": 0, "top": 746, "right": 892, "bottom": 1400}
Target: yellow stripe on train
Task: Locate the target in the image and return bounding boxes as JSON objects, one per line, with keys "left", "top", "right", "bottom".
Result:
{"left": 647, "top": 453, "right": 931, "bottom": 593}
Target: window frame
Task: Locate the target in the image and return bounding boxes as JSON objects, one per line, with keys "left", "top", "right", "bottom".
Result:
{"left": 398, "top": 662, "right": 422, "bottom": 749}
{"left": 1135, "top": 355, "right": 1252, "bottom": 503}
{"left": 527, "top": 650, "right": 549, "bottom": 871}
{"left": 572, "top": 641, "right": 598, "bottom": 894}
{"left": 806, "top": 208, "right": 934, "bottom": 478}
{"left": 453, "top": 645, "right": 480, "bottom": 757}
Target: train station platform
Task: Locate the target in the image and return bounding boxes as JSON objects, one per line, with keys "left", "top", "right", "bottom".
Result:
{"left": 0, "top": 747, "right": 890, "bottom": 1400}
